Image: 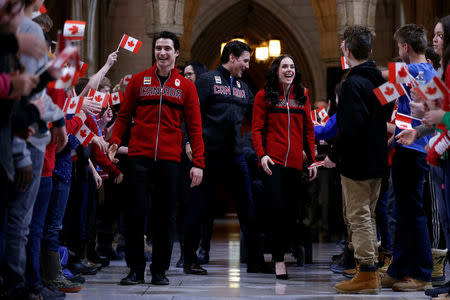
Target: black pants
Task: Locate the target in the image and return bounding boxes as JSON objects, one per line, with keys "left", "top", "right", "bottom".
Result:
{"left": 183, "top": 152, "right": 262, "bottom": 265}
{"left": 125, "top": 157, "right": 180, "bottom": 274}
{"left": 262, "top": 164, "right": 303, "bottom": 262}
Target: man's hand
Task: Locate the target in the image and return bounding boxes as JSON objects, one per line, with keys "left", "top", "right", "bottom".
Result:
{"left": 82, "top": 97, "right": 102, "bottom": 115}
{"left": 308, "top": 167, "right": 318, "bottom": 181}
{"left": 51, "top": 126, "right": 68, "bottom": 153}
{"left": 189, "top": 167, "right": 203, "bottom": 188}
{"left": 395, "top": 129, "right": 418, "bottom": 146}
{"left": 323, "top": 156, "right": 336, "bottom": 168}
{"left": 106, "top": 51, "right": 119, "bottom": 67}
{"left": 16, "top": 33, "right": 48, "bottom": 60}
{"left": 423, "top": 109, "right": 446, "bottom": 126}
{"left": 108, "top": 143, "right": 119, "bottom": 163}
{"left": 91, "top": 135, "right": 108, "bottom": 152}
{"left": 261, "top": 155, "right": 275, "bottom": 175}
{"left": 15, "top": 165, "right": 33, "bottom": 192}
{"left": 185, "top": 143, "right": 193, "bottom": 161}
{"left": 114, "top": 173, "right": 124, "bottom": 184}
{"left": 10, "top": 72, "right": 39, "bottom": 98}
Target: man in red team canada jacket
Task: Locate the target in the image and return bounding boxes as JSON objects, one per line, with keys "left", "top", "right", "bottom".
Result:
{"left": 108, "top": 31, "right": 205, "bottom": 286}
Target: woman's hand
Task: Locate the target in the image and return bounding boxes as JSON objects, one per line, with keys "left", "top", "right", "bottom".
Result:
{"left": 423, "top": 109, "right": 445, "bottom": 126}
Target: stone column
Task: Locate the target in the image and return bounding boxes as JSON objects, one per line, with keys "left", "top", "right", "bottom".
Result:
{"left": 337, "top": 0, "right": 378, "bottom": 35}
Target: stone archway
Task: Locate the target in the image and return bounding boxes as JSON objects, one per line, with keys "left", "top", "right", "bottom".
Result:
{"left": 190, "top": 0, "right": 327, "bottom": 101}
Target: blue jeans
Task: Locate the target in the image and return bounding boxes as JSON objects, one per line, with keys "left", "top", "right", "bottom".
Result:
{"left": 42, "top": 172, "right": 72, "bottom": 251}
{"left": 376, "top": 172, "right": 395, "bottom": 253}
{"left": 432, "top": 164, "right": 449, "bottom": 247}
{"left": 388, "top": 147, "right": 432, "bottom": 282}
{"left": 4, "top": 145, "right": 44, "bottom": 290}
{"left": 26, "top": 176, "right": 53, "bottom": 290}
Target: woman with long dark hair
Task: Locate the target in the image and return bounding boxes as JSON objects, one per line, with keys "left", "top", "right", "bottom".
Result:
{"left": 252, "top": 54, "right": 317, "bottom": 279}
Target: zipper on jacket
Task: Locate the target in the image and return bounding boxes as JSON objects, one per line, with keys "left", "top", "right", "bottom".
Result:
{"left": 284, "top": 89, "right": 291, "bottom": 167}
{"left": 154, "top": 70, "right": 171, "bottom": 161}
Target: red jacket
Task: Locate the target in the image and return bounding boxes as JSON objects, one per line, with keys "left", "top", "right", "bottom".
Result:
{"left": 252, "top": 87, "right": 315, "bottom": 171}
{"left": 110, "top": 64, "right": 205, "bottom": 168}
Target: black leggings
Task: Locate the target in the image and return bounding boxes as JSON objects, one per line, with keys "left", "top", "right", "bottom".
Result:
{"left": 262, "top": 164, "right": 303, "bottom": 262}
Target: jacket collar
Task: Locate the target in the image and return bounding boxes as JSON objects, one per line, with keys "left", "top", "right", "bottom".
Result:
{"left": 217, "top": 65, "right": 233, "bottom": 84}
{"left": 150, "top": 63, "right": 178, "bottom": 80}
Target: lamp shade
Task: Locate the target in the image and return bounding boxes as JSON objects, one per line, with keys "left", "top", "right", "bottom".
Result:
{"left": 255, "top": 46, "right": 269, "bottom": 61}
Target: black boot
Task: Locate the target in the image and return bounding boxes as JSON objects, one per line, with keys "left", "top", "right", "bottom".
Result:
{"left": 120, "top": 267, "right": 145, "bottom": 285}
{"left": 87, "top": 241, "right": 110, "bottom": 268}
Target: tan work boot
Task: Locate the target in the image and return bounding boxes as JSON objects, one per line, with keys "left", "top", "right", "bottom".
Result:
{"left": 335, "top": 266, "right": 380, "bottom": 294}
{"left": 380, "top": 272, "right": 401, "bottom": 288}
{"left": 377, "top": 250, "right": 392, "bottom": 274}
{"left": 432, "top": 248, "right": 447, "bottom": 287}
{"left": 392, "top": 277, "right": 432, "bottom": 292}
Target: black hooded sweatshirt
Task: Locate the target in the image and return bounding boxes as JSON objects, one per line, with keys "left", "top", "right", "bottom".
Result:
{"left": 334, "top": 60, "right": 387, "bottom": 181}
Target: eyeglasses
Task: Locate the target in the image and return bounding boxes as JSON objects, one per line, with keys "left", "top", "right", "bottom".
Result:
{"left": 184, "top": 72, "right": 194, "bottom": 77}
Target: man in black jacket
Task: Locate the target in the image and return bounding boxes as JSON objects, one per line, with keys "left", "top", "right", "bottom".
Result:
{"left": 334, "top": 26, "right": 387, "bottom": 294}
{"left": 183, "top": 40, "right": 268, "bottom": 275}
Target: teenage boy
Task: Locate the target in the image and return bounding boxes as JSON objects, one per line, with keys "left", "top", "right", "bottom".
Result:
{"left": 381, "top": 24, "right": 436, "bottom": 292}
{"left": 334, "top": 25, "right": 387, "bottom": 294}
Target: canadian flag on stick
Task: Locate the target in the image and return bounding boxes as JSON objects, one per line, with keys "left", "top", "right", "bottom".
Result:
{"left": 75, "top": 124, "right": 95, "bottom": 147}
{"left": 118, "top": 34, "right": 142, "bottom": 54}
{"left": 88, "top": 89, "right": 111, "bottom": 108}
{"left": 317, "top": 105, "right": 329, "bottom": 124}
{"left": 63, "top": 96, "right": 84, "bottom": 114}
{"left": 373, "top": 82, "right": 406, "bottom": 105}
{"left": 310, "top": 110, "right": 319, "bottom": 125}
{"left": 341, "top": 56, "right": 350, "bottom": 70}
{"left": 413, "top": 76, "right": 449, "bottom": 101}
{"left": 31, "top": 5, "right": 47, "bottom": 18}
{"left": 110, "top": 91, "right": 123, "bottom": 106}
{"left": 395, "top": 112, "right": 420, "bottom": 130}
{"left": 308, "top": 161, "right": 325, "bottom": 169}
{"left": 54, "top": 66, "right": 79, "bottom": 89}
{"left": 120, "top": 74, "right": 132, "bottom": 87}
{"left": 50, "top": 45, "right": 79, "bottom": 70}
{"left": 63, "top": 20, "right": 86, "bottom": 41}
{"left": 79, "top": 61, "right": 88, "bottom": 78}
{"left": 388, "top": 62, "right": 417, "bottom": 86}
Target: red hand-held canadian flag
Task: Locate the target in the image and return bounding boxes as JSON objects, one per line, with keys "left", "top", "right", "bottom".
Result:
{"left": 310, "top": 110, "right": 319, "bottom": 125}
{"left": 109, "top": 91, "right": 123, "bottom": 106}
{"left": 373, "top": 82, "right": 406, "bottom": 105}
{"left": 50, "top": 45, "right": 79, "bottom": 70}
{"left": 308, "top": 161, "right": 325, "bottom": 169}
{"left": 31, "top": 5, "right": 47, "bottom": 18}
{"left": 120, "top": 74, "right": 132, "bottom": 87}
{"left": 63, "top": 20, "right": 86, "bottom": 41}
{"left": 341, "top": 56, "right": 350, "bottom": 70}
{"left": 388, "top": 62, "right": 417, "bottom": 86}
{"left": 79, "top": 61, "right": 88, "bottom": 78}
{"left": 54, "top": 66, "right": 79, "bottom": 89}
{"left": 413, "top": 76, "right": 449, "bottom": 101}
{"left": 63, "top": 96, "right": 84, "bottom": 114}
{"left": 88, "top": 89, "right": 111, "bottom": 108}
{"left": 395, "top": 112, "right": 419, "bottom": 130}
{"left": 75, "top": 124, "right": 95, "bottom": 147}
{"left": 317, "top": 105, "right": 329, "bottom": 124}
{"left": 119, "top": 34, "right": 142, "bottom": 54}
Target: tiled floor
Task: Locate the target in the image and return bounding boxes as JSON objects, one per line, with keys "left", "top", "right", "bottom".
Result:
{"left": 72, "top": 219, "right": 432, "bottom": 299}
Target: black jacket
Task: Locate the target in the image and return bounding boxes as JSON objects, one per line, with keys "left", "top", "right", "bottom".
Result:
{"left": 335, "top": 61, "right": 387, "bottom": 180}
{"left": 195, "top": 65, "right": 254, "bottom": 154}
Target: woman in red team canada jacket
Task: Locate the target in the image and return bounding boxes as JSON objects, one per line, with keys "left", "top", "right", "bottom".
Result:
{"left": 108, "top": 32, "right": 204, "bottom": 286}
{"left": 252, "top": 55, "right": 317, "bottom": 280}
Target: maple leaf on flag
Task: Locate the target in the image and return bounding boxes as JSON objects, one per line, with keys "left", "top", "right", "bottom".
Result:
{"left": 385, "top": 87, "right": 394, "bottom": 96}
{"left": 113, "top": 95, "right": 118, "bottom": 101}
{"left": 128, "top": 40, "right": 135, "bottom": 47}
{"left": 69, "top": 100, "right": 76, "bottom": 109}
{"left": 95, "top": 95, "right": 103, "bottom": 102}
{"left": 80, "top": 130, "right": 87, "bottom": 138}
{"left": 60, "top": 73, "right": 72, "bottom": 82}
{"left": 69, "top": 25, "right": 78, "bottom": 35}
{"left": 426, "top": 87, "right": 437, "bottom": 95}
{"left": 398, "top": 68, "right": 407, "bottom": 78}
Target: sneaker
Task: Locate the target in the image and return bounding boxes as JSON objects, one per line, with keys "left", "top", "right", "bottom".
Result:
{"left": 39, "top": 286, "right": 66, "bottom": 300}
{"left": 45, "top": 271, "right": 83, "bottom": 293}
{"left": 432, "top": 248, "right": 447, "bottom": 287}
{"left": 335, "top": 268, "right": 379, "bottom": 294}
{"left": 343, "top": 267, "right": 356, "bottom": 279}
{"left": 380, "top": 273, "right": 401, "bottom": 288}
{"left": 392, "top": 277, "right": 432, "bottom": 292}
{"left": 425, "top": 280, "right": 450, "bottom": 297}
